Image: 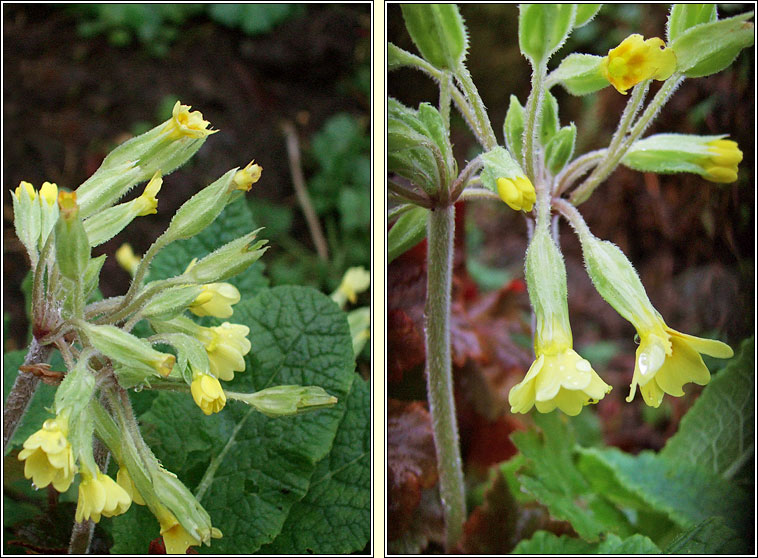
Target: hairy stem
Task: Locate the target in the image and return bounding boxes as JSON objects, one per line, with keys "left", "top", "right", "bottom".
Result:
{"left": 3, "top": 340, "right": 52, "bottom": 451}
{"left": 523, "top": 62, "right": 547, "bottom": 183}
{"left": 425, "top": 204, "right": 465, "bottom": 551}
{"left": 454, "top": 65, "right": 497, "bottom": 150}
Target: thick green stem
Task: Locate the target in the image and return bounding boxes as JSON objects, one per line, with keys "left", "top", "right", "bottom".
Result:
{"left": 454, "top": 65, "right": 497, "bottom": 150}
{"left": 425, "top": 205, "right": 465, "bottom": 551}
{"left": 439, "top": 71, "right": 452, "bottom": 132}
{"left": 523, "top": 63, "right": 547, "bottom": 183}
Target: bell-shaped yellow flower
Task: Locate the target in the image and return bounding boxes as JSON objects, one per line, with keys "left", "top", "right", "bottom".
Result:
{"left": 702, "top": 139, "right": 743, "bottom": 183}
{"left": 18, "top": 415, "right": 77, "bottom": 492}
{"left": 116, "top": 466, "right": 145, "bottom": 506}
{"left": 191, "top": 373, "right": 227, "bottom": 415}
{"left": 116, "top": 243, "right": 141, "bottom": 275}
{"left": 159, "top": 514, "right": 202, "bottom": 555}
{"left": 601, "top": 34, "right": 677, "bottom": 94}
{"left": 332, "top": 266, "right": 371, "bottom": 307}
{"left": 232, "top": 160, "right": 263, "bottom": 192}
{"left": 189, "top": 283, "right": 241, "bottom": 319}
{"left": 198, "top": 322, "right": 251, "bottom": 381}
{"left": 163, "top": 101, "right": 218, "bottom": 140}
{"left": 133, "top": 171, "right": 162, "bottom": 216}
{"left": 628, "top": 321, "right": 734, "bottom": 407}
{"left": 496, "top": 176, "right": 536, "bottom": 212}
{"left": 75, "top": 470, "right": 132, "bottom": 523}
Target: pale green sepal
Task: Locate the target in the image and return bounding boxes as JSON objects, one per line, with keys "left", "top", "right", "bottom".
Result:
{"left": 480, "top": 146, "right": 527, "bottom": 195}
{"left": 82, "top": 323, "right": 175, "bottom": 378}
{"left": 155, "top": 332, "right": 210, "bottom": 384}
{"left": 83, "top": 254, "right": 106, "bottom": 300}
{"left": 671, "top": 12, "right": 754, "bottom": 78}
{"left": 149, "top": 315, "right": 201, "bottom": 337}
{"left": 182, "top": 231, "right": 268, "bottom": 283}
{"left": 539, "top": 90, "right": 560, "bottom": 146}
{"left": 347, "top": 307, "right": 370, "bottom": 357}
{"left": 622, "top": 133, "right": 726, "bottom": 175}
{"left": 504, "top": 95, "right": 526, "bottom": 162}
{"left": 548, "top": 53, "right": 608, "bottom": 95}
{"left": 545, "top": 124, "right": 577, "bottom": 175}
{"left": 38, "top": 196, "right": 60, "bottom": 253}
{"left": 11, "top": 188, "right": 41, "bottom": 262}
{"left": 519, "top": 4, "right": 576, "bottom": 65}
{"left": 574, "top": 4, "right": 602, "bottom": 28}
{"left": 54, "top": 210, "right": 91, "bottom": 282}
{"left": 83, "top": 199, "right": 142, "bottom": 247}
{"left": 151, "top": 467, "right": 216, "bottom": 544}
{"left": 524, "top": 224, "right": 572, "bottom": 349}
{"left": 417, "top": 103, "right": 457, "bottom": 183}
{"left": 578, "top": 232, "right": 660, "bottom": 331}
{"left": 388, "top": 206, "right": 428, "bottom": 263}
{"left": 140, "top": 285, "right": 204, "bottom": 320}
{"left": 667, "top": 4, "right": 718, "bottom": 43}
{"left": 401, "top": 4, "right": 468, "bottom": 70}
{"left": 232, "top": 385, "right": 339, "bottom": 417}
{"left": 163, "top": 168, "right": 237, "bottom": 242}
{"left": 75, "top": 160, "right": 144, "bottom": 219}
{"left": 54, "top": 354, "right": 98, "bottom": 472}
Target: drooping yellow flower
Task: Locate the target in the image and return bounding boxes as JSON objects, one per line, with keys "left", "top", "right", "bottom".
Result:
{"left": 496, "top": 176, "right": 536, "bottom": 212}
{"left": 333, "top": 266, "right": 371, "bottom": 307}
{"left": 191, "top": 373, "right": 227, "bottom": 415}
{"left": 163, "top": 101, "right": 218, "bottom": 140}
{"left": 18, "top": 415, "right": 77, "bottom": 492}
{"left": 116, "top": 243, "right": 141, "bottom": 275}
{"left": 75, "top": 470, "right": 132, "bottom": 523}
{"left": 702, "top": 139, "right": 743, "bottom": 183}
{"left": 232, "top": 160, "right": 263, "bottom": 192}
{"left": 627, "top": 321, "right": 733, "bottom": 407}
{"left": 601, "top": 34, "right": 677, "bottom": 94}
{"left": 159, "top": 514, "right": 202, "bottom": 555}
{"left": 116, "top": 466, "right": 145, "bottom": 506}
{"left": 133, "top": 171, "right": 162, "bottom": 216}
{"left": 189, "top": 283, "right": 241, "bottom": 318}
{"left": 197, "top": 322, "right": 251, "bottom": 381}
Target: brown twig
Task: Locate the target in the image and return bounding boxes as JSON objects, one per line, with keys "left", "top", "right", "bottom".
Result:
{"left": 281, "top": 120, "right": 330, "bottom": 261}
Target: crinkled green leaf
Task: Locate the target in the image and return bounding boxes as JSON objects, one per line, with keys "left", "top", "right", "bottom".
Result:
{"left": 260, "top": 376, "right": 370, "bottom": 554}
{"left": 148, "top": 197, "right": 268, "bottom": 296}
{"left": 661, "top": 337, "right": 754, "bottom": 480}
{"left": 511, "top": 412, "right": 633, "bottom": 540}
{"left": 664, "top": 516, "right": 747, "bottom": 555}
{"left": 513, "top": 531, "right": 660, "bottom": 554}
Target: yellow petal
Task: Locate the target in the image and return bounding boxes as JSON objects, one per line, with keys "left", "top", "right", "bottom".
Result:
{"left": 667, "top": 328, "right": 734, "bottom": 359}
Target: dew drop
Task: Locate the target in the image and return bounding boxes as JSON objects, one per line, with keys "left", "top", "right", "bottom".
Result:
{"left": 576, "top": 359, "right": 591, "bottom": 372}
{"left": 633, "top": 333, "right": 640, "bottom": 345}
{"left": 638, "top": 352, "right": 649, "bottom": 376}
{"left": 134, "top": 385, "right": 143, "bottom": 393}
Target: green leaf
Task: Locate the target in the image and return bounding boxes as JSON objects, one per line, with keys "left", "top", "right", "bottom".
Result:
{"left": 511, "top": 412, "right": 633, "bottom": 540}
{"left": 574, "top": 5, "right": 602, "bottom": 28}
{"left": 260, "top": 376, "right": 370, "bottom": 553}
{"left": 503, "top": 95, "right": 525, "bottom": 162}
{"left": 148, "top": 197, "right": 268, "bottom": 297}
{"left": 388, "top": 207, "right": 428, "bottom": 263}
{"left": 671, "top": 12, "right": 754, "bottom": 78}
{"left": 660, "top": 337, "right": 754, "bottom": 480}
{"left": 544, "top": 123, "right": 576, "bottom": 175}
{"left": 667, "top": 4, "right": 718, "bottom": 43}
{"left": 539, "top": 90, "right": 560, "bottom": 146}
{"left": 577, "top": 447, "right": 749, "bottom": 532}
{"left": 518, "top": 4, "right": 576, "bottom": 66}
{"left": 664, "top": 516, "right": 746, "bottom": 555}
{"left": 401, "top": 4, "right": 468, "bottom": 70}
{"left": 513, "top": 531, "right": 660, "bottom": 554}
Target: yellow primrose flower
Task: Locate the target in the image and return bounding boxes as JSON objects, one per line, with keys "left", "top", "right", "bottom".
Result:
{"left": 496, "top": 176, "right": 536, "bottom": 212}
{"left": 159, "top": 514, "right": 202, "bottom": 555}
{"left": 189, "top": 283, "right": 241, "bottom": 319}
{"left": 601, "top": 34, "right": 677, "bottom": 94}
{"left": 332, "top": 266, "right": 371, "bottom": 307}
{"left": 18, "top": 415, "right": 77, "bottom": 492}
{"left": 197, "top": 322, "right": 251, "bottom": 381}
{"left": 191, "top": 373, "right": 227, "bottom": 415}
{"left": 39, "top": 182, "right": 58, "bottom": 206}
{"left": 75, "top": 470, "right": 132, "bottom": 523}
{"left": 232, "top": 160, "right": 263, "bottom": 192}
{"left": 627, "top": 320, "right": 733, "bottom": 407}
{"left": 509, "top": 328, "right": 611, "bottom": 416}
{"left": 133, "top": 171, "right": 162, "bottom": 216}
{"left": 15, "top": 180, "right": 36, "bottom": 200}
{"left": 702, "top": 139, "right": 743, "bottom": 183}
{"left": 163, "top": 101, "right": 218, "bottom": 140}
{"left": 116, "top": 243, "right": 141, "bottom": 275}
{"left": 116, "top": 466, "right": 145, "bottom": 506}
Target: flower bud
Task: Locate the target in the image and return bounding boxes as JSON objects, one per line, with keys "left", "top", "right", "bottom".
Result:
{"left": 54, "top": 191, "right": 91, "bottom": 281}
{"left": 140, "top": 285, "right": 205, "bottom": 320}
{"left": 232, "top": 160, "right": 262, "bottom": 192}
{"left": 151, "top": 467, "right": 218, "bottom": 545}
{"left": 182, "top": 231, "right": 268, "bottom": 284}
{"left": 11, "top": 180, "right": 42, "bottom": 261}
{"left": 231, "top": 385, "right": 338, "bottom": 417}
{"left": 82, "top": 323, "right": 175, "bottom": 378}
{"left": 480, "top": 146, "right": 536, "bottom": 212}
{"left": 116, "top": 243, "right": 141, "bottom": 275}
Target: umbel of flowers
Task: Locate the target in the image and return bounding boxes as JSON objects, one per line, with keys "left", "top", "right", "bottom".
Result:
{"left": 11, "top": 102, "right": 338, "bottom": 553}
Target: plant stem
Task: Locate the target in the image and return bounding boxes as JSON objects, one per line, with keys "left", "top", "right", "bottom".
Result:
{"left": 3, "top": 339, "right": 52, "bottom": 451}
{"left": 425, "top": 204, "right": 465, "bottom": 551}
{"left": 523, "top": 62, "right": 547, "bottom": 183}
{"left": 454, "top": 65, "right": 497, "bottom": 150}
{"left": 439, "top": 71, "right": 452, "bottom": 132}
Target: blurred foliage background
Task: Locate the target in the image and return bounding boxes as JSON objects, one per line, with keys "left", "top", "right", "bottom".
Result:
{"left": 4, "top": 4, "right": 371, "bottom": 367}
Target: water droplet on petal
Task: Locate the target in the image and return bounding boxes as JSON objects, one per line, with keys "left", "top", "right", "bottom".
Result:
{"left": 633, "top": 333, "right": 641, "bottom": 345}
{"left": 576, "top": 359, "right": 591, "bottom": 372}
{"left": 638, "top": 352, "right": 649, "bottom": 375}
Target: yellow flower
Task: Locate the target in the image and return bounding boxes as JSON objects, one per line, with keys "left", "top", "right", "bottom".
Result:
{"left": 702, "top": 139, "right": 743, "bottom": 183}
{"left": 163, "top": 101, "right": 218, "bottom": 140}
{"left": 189, "top": 283, "right": 241, "bottom": 318}
{"left": 601, "top": 34, "right": 677, "bottom": 94}
{"left": 333, "top": 266, "right": 371, "bottom": 307}
{"left": 191, "top": 373, "right": 227, "bottom": 415}
{"left": 159, "top": 514, "right": 202, "bottom": 555}
{"left": 116, "top": 243, "right": 141, "bottom": 275}
{"left": 510, "top": 340, "right": 611, "bottom": 416}
{"left": 134, "top": 171, "right": 162, "bottom": 216}
{"left": 116, "top": 466, "right": 145, "bottom": 506}
{"left": 496, "top": 176, "right": 536, "bottom": 212}
{"left": 232, "top": 160, "right": 263, "bottom": 192}
{"left": 15, "top": 180, "right": 36, "bottom": 200}
{"left": 75, "top": 470, "right": 132, "bottom": 523}
{"left": 627, "top": 321, "right": 733, "bottom": 407}
{"left": 39, "top": 182, "right": 58, "bottom": 206}
{"left": 198, "top": 322, "right": 251, "bottom": 381}
{"left": 18, "top": 415, "right": 77, "bottom": 492}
